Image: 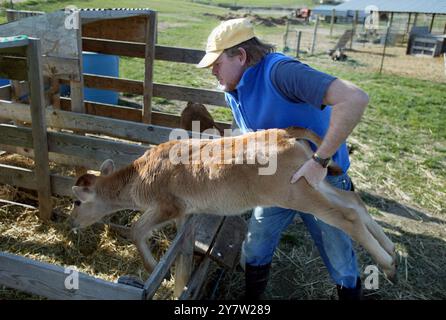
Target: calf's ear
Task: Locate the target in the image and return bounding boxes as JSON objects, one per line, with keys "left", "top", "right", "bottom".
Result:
{"left": 100, "top": 159, "right": 115, "bottom": 176}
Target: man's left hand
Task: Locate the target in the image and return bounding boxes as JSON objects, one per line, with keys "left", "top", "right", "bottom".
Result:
{"left": 290, "top": 158, "right": 327, "bottom": 189}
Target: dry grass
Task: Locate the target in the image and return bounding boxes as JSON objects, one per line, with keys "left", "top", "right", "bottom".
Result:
{"left": 0, "top": 153, "right": 179, "bottom": 300}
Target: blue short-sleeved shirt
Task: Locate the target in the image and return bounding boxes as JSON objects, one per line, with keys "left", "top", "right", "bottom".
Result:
{"left": 224, "top": 53, "right": 350, "bottom": 173}
{"left": 271, "top": 59, "right": 336, "bottom": 109}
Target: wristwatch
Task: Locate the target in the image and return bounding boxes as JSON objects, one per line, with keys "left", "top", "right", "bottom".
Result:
{"left": 312, "top": 153, "right": 330, "bottom": 168}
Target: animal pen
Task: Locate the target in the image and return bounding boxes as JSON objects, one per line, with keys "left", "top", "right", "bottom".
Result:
{"left": 0, "top": 8, "right": 246, "bottom": 300}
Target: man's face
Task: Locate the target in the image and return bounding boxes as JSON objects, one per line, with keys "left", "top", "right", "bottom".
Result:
{"left": 211, "top": 51, "right": 246, "bottom": 92}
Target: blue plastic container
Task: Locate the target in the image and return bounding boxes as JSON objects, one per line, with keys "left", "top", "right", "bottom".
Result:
{"left": 61, "top": 52, "right": 119, "bottom": 105}
{"left": 0, "top": 79, "right": 10, "bottom": 87}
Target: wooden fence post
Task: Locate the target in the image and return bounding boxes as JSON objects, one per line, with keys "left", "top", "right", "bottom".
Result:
{"left": 174, "top": 215, "right": 195, "bottom": 298}
{"left": 26, "top": 38, "right": 52, "bottom": 221}
{"left": 380, "top": 13, "right": 394, "bottom": 74}
{"left": 330, "top": 9, "right": 335, "bottom": 37}
{"left": 351, "top": 10, "right": 358, "bottom": 50}
{"left": 310, "top": 15, "right": 319, "bottom": 55}
{"left": 283, "top": 19, "right": 290, "bottom": 51}
{"left": 296, "top": 30, "right": 302, "bottom": 58}
{"left": 429, "top": 13, "right": 436, "bottom": 33}
{"left": 142, "top": 11, "right": 156, "bottom": 124}
{"left": 413, "top": 13, "right": 418, "bottom": 27}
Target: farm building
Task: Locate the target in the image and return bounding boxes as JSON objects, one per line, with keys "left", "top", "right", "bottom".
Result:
{"left": 311, "top": 4, "right": 367, "bottom": 23}
{"left": 332, "top": 0, "right": 446, "bottom": 56}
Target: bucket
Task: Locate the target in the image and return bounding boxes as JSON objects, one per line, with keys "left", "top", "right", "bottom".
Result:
{"left": 61, "top": 52, "right": 119, "bottom": 105}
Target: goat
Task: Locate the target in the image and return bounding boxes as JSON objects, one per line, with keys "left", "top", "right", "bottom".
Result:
{"left": 180, "top": 101, "right": 224, "bottom": 136}
{"left": 70, "top": 127, "right": 397, "bottom": 280}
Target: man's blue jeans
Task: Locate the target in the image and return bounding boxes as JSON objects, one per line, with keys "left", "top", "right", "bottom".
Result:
{"left": 242, "top": 173, "right": 359, "bottom": 289}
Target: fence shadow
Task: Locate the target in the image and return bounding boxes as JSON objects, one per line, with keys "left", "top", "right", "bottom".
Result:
{"left": 358, "top": 190, "right": 444, "bottom": 225}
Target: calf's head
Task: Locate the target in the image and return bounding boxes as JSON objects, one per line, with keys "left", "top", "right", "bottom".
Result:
{"left": 70, "top": 159, "right": 118, "bottom": 229}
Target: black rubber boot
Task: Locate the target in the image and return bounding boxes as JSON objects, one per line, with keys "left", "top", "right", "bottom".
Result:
{"left": 337, "top": 277, "right": 362, "bottom": 300}
{"left": 245, "top": 263, "right": 271, "bottom": 300}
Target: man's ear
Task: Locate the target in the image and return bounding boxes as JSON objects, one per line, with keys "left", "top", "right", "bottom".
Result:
{"left": 237, "top": 47, "right": 248, "bottom": 66}
{"left": 72, "top": 186, "right": 95, "bottom": 202}
{"left": 100, "top": 159, "right": 115, "bottom": 176}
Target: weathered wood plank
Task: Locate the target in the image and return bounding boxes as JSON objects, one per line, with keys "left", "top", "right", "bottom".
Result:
{"left": 82, "top": 38, "right": 204, "bottom": 63}
{"left": 0, "top": 101, "right": 174, "bottom": 145}
{"left": 0, "top": 101, "right": 229, "bottom": 159}
{"left": 0, "top": 164, "right": 36, "bottom": 190}
{"left": 155, "top": 45, "right": 205, "bottom": 64}
{"left": 59, "top": 97, "right": 210, "bottom": 129}
{"left": 82, "top": 15, "right": 148, "bottom": 43}
{"left": 194, "top": 214, "right": 225, "bottom": 255}
{"left": 0, "top": 143, "right": 106, "bottom": 172}
{"left": 152, "top": 110, "right": 182, "bottom": 128}
{"left": 142, "top": 13, "right": 156, "bottom": 124}
{"left": 209, "top": 216, "right": 247, "bottom": 269}
{"left": 60, "top": 97, "right": 142, "bottom": 122}
{"left": 179, "top": 257, "right": 211, "bottom": 300}
{"left": 70, "top": 24, "right": 85, "bottom": 113}
{"left": 27, "top": 38, "right": 53, "bottom": 221}
{"left": 0, "top": 124, "right": 33, "bottom": 148}
{"left": 154, "top": 83, "right": 227, "bottom": 107}
{"left": 80, "top": 74, "right": 227, "bottom": 107}
{"left": 174, "top": 216, "right": 195, "bottom": 298}
{"left": 0, "top": 124, "right": 147, "bottom": 168}
{"left": 0, "top": 251, "right": 144, "bottom": 299}
{"left": 45, "top": 57, "right": 80, "bottom": 81}
{"left": 51, "top": 174, "right": 76, "bottom": 197}
{"left": 0, "top": 164, "right": 74, "bottom": 197}
{"left": 47, "top": 132, "right": 146, "bottom": 167}
{"left": 83, "top": 74, "right": 142, "bottom": 94}
{"left": 144, "top": 215, "right": 195, "bottom": 300}
{"left": 59, "top": 97, "right": 231, "bottom": 130}
{"left": 82, "top": 37, "right": 144, "bottom": 57}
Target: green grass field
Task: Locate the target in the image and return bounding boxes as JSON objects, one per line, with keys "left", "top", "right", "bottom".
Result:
{"left": 0, "top": 0, "right": 445, "bottom": 300}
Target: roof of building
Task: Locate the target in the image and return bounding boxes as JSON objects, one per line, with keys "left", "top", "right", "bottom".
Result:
{"left": 335, "top": 0, "right": 446, "bottom": 14}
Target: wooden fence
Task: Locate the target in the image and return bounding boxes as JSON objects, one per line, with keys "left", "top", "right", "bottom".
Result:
{"left": 0, "top": 9, "right": 245, "bottom": 300}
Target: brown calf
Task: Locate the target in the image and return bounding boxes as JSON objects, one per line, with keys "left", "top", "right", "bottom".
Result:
{"left": 70, "top": 127, "right": 397, "bottom": 280}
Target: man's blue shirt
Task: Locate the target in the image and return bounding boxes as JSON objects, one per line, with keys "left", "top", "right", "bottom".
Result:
{"left": 224, "top": 53, "right": 350, "bottom": 173}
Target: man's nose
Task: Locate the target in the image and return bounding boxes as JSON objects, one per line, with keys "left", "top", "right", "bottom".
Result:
{"left": 212, "top": 64, "right": 218, "bottom": 76}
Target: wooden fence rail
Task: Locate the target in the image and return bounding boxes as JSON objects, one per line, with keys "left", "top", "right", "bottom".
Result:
{"left": 0, "top": 251, "right": 144, "bottom": 300}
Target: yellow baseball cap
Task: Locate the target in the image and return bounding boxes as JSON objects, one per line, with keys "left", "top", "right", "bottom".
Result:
{"left": 197, "top": 18, "right": 255, "bottom": 68}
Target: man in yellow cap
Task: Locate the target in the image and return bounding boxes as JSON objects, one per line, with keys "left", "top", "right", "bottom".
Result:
{"left": 197, "top": 18, "right": 369, "bottom": 300}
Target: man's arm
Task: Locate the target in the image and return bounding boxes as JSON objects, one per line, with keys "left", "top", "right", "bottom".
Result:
{"left": 290, "top": 78, "right": 369, "bottom": 188}
{"left": 316, "top": 78, "right": 369, "bottom": 159}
